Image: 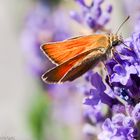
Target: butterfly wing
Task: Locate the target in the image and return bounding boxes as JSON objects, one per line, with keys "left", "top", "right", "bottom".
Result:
{"left": 42, "top": 47, "right": 106, "bottom": 83}
{"left": 41, "top": 35, "right": 108, "bottom": 65}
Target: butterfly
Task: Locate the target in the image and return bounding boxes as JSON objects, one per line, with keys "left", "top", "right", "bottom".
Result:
{"left": 40, "top": 16, "right": 129, "bottom": 84}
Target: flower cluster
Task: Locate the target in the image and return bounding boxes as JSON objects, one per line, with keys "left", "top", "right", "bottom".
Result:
{"left": 71, "top": 0, "right": 112, "bottom": 31}
{"left": 83, "top": 72, "right": 117, "bottom": 108}
{"left": 83, "top": 32, "right": 140, "bottom": 140}
{"left": 98, "top": 114, "right": 138, "bottom": 140}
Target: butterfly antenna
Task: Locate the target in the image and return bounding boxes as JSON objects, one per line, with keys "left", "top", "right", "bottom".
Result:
{"left": 121, "top": 41, "right": 129, "bottom": 48}
{"left": 116, "top": 16, "right": 130, "bottom": 35}
{"left": 120, "top": 41, "right": 133, "bottom": 52}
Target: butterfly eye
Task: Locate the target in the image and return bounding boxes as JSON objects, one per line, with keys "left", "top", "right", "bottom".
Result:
{"left": 112, "top": 40, "right": 122, "bottom": 47}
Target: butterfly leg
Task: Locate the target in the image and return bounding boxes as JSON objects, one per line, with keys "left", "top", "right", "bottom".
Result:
{"left": 111, "top": 48, "right": 125, "bottom": 71}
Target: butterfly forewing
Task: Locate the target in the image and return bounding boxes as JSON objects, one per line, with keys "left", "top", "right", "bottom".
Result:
{"left": 41, "top": 35, "right": 108, "bottom": 65}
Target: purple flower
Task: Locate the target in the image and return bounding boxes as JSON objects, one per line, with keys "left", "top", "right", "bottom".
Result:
{"left": 84, "top": 104, "right": 105, "bottom": 124}
{"left": 111, "top": 64, "right": 137, "bottom": 86}
{"left": 83, "top": 72, "right": 117, "bottom": 107}
{"left": 71, "top": 0, "right": 112, "bottom": 31}
{"left": 132, "top": 103, "right": 140, "bottom": 122}
{"left": 112, "top": 104, "right": 125, "bottom": 114}
{"left": 98, "top": 114, "right": 138, "bottom": 140}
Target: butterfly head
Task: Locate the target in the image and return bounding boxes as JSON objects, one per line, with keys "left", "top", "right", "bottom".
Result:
{"left": 111, "top": 16, "right": 130, "bottom": 47}
{"left": 110, "top": 34, "right": 123, "bottom": 47}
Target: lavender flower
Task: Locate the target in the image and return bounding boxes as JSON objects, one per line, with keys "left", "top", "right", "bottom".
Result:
{"left": 71, "top": 0, "right": 112, "bottom": 31}
{"left": 98, "top": 114, "right": 138, "bottom": 140}
{"left": 84, "top": 104, "right": 105, "bottom": 124}
{"left": 132, "top": 103, "right": 140, "bottom": 122}
{"left": 83, "top": 72, "right": 117, "bottom": 107}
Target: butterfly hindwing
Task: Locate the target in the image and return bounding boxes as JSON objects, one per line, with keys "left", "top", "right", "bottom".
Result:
{"left": 61, "top": 50, "right": 105, "bottom": 82}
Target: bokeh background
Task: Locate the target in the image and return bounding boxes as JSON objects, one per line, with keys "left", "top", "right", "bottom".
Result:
{"left": 0, "top": 0, "right": 135, "bottom": 140}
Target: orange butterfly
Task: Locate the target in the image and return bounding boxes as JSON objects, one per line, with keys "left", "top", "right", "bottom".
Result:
{"left": 41, "top": 16, "right": 129, "bottom": 84}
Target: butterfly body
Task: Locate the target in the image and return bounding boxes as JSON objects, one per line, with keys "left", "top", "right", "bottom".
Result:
{"left": 41, "top": 33, "right": 122, "bottom": 83}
